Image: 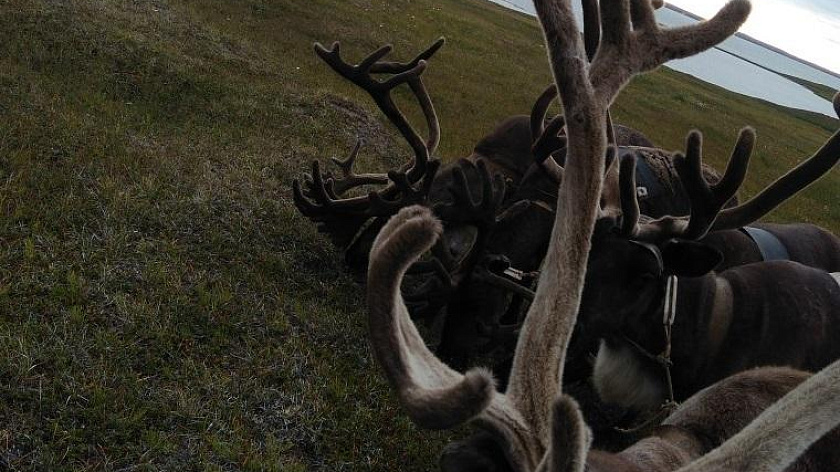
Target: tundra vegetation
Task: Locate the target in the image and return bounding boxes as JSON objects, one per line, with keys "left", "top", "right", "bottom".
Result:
{"left": 0, "top": 0, "right": 837, "bottom": 470}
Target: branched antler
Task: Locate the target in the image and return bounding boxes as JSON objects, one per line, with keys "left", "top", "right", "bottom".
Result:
{"left": 434, "top": 159, "right": 507, "bottom": 228}
{"left": 590, "top": 0, "right": 751, "bottom": 110}
{"left": 617, "top": 93, "right": 840, "bottom": 243}
{"left": 616, "top": 128, "right": 755, "bottom": 241}
{"left": 314, "top": 39, "right": 443, "bottom": 181}
{"left": 292, "top": 39, "right": 446, "bottom": 235}
{"left": 327, "top": 140, "right": 389, "bottom": 195}
{"left": 365, "top": 1, "right": 752, "bottom": 470}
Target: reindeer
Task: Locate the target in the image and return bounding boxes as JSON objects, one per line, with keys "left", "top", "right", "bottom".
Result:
{"left": 430, "top": 5, "right": 840, "bottom": 376}
{"left": 292, "top": 23, "right": 734, "bottom": 372}
{"left": 429, "top": 79, "right": 730, "bottom": 371}
{"left": 362, "top": 0, "right": 840, "bottom": 471}
{"left": 579, "top": 117, "right": 840, "bottom": 413}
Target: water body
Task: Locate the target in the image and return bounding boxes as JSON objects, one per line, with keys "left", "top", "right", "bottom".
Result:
{"left": 486, "top": 0, "right": 837, "bottom": 117}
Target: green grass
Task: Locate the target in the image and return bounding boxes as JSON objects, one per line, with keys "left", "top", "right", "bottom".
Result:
{"left": 0, "top": 0, "right": 836, "bottom": 470}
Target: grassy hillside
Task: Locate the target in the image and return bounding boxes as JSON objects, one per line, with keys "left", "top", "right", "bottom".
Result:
{"left": 783, "top": 73, "right": 839, "bottom": 102}
{"left": 0, "top": 0, "right": 836, "bottom": 470}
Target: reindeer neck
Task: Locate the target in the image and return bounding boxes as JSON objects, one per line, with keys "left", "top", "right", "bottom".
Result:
{"left": 668, "top": 273, "right": 722, "bottom": 398}
{"left": 587, "top": 425, "right": 704, "bottom": 472}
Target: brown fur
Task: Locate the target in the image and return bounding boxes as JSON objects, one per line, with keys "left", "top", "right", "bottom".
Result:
{"left": 582, "top": 240, "right": 840, "bottom": 411}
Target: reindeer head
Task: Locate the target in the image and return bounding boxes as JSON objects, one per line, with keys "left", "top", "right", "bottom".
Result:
{"left": 579, "top": 127, "right": 757, "bottom": 338}
{"left": 580, "top": 104, "right": 840, "bottom": 410}
{"left": 291, "top": 37, "right": 546, "bottom": 330}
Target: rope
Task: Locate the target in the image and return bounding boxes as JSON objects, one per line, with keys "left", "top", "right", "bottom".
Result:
{"left": 616, "top": 275, "right": 680, "bottom": 435}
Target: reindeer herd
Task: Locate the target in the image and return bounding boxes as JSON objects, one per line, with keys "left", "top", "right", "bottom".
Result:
{"left": 293, "top": 0, "right": 840, "bottom": 470}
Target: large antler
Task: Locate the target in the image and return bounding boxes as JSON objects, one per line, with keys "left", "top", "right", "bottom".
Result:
{"left": 511, "top": 0, "right": 749, "bottom": 444}
{"left": 529, "top": 0, "right": 667, "bottom": 195}
{"left": 365, "top": 0, "right": 750, "bottom": 470}
{"left": 616, "top": 127, "right": 755, "bottom": 240}
{"left": 292, "top": 39, "right": 445, "bottom": 222}
{"left": 619, "top": 93, "right": 840, "bottom": 242}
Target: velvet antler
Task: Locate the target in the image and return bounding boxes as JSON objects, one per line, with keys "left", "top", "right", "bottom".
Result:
{"left": 365, "top": 1, "right": 751, "bottom": 470}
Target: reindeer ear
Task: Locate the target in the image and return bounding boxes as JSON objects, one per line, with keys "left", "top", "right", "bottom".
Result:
{"left": 661, "top": 239, "right": 723, "bottom": 277}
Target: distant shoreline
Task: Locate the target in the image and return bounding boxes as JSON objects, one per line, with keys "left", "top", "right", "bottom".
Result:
{"left": 661, "top": 3, "right": 840, "bottom": 81}
{"left": 485, "top": 0, "right": 840, "bottom": 81}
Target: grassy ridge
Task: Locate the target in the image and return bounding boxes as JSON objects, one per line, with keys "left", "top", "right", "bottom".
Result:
{"left": 782, "top": 73, "right": 838, "bottom": 102}
{"left": 0, "top": 0, "right": 836, "bottom": 470}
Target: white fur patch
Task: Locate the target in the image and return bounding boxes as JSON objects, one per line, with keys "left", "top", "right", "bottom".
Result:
{"left": 832, "top": 272, "right": 840, "bottom": 288}
{"left": 593, "top": 339, "right": 664, "bottom": 411}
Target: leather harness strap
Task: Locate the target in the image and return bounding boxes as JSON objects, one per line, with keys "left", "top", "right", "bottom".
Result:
{"left": 740, "top": 226, "right": 790, "bottom": 262}
{"left": 707, "top": 277, "right": 734, "bottom": 362}
{"left": 615, "top": 273, "right": 680, "bottom": 436}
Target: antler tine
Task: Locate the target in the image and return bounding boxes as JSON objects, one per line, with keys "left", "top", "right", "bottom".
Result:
{"left": 628, "top": 128, "right": 755, "bottom": 242}
{"left": 590, "top": 0, "right": 751, "bottom": 108}
{"left": 330, "top": 139, "right": 361, "bottom": 176}
{"left": 581, "top": 0, "right": 600, "bottom": 61}
{"left": 368, "top": 37, "right": 445, "bottom": 74}
{"left": 314, "top": 40, "right": 441, "bottom": 180}
{"left": 547, "top": 395, "right": 591, "bottom": 472}
{"left": 530, "top": 86, "right": 568, "bottom": 184}
{"left": 675, "top": 358, "right": 840, "bottom": 472}
{"left": 582, "top": 0, "right": 621, "bottom": 149}
{"left": 369, "top": 38, "right": 445, "bottom": 156}
{"left": 678, "top": 128, "right": 754, "bottom": 239}
{"left": 531, "top": 84, "right": 559, "bottom": 142}
{"left": 407, "top": 77, "right": 441, "bottom": 156}
{"left": 328, "top": 140, "right": 391, "bottom": 196}
{"left": 618, "top": 153, "right": 641, "bottom": 236}
{"left": 711, "top": 92, "right": 840, "bottom": 232}
{"left": 292, "top": 160, "right": 374, "bottom": 217}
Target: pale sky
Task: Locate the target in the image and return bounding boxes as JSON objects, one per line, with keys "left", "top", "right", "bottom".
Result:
{"left": 668, "top": 0, "right": 840, "bottom": 74}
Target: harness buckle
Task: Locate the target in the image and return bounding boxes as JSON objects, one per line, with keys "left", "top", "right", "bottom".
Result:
{"left": 663, "top": 275, "right": 678, "bottom": 326}
{"left": 503, "top": 267, "right": 525, "bottom": 281}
